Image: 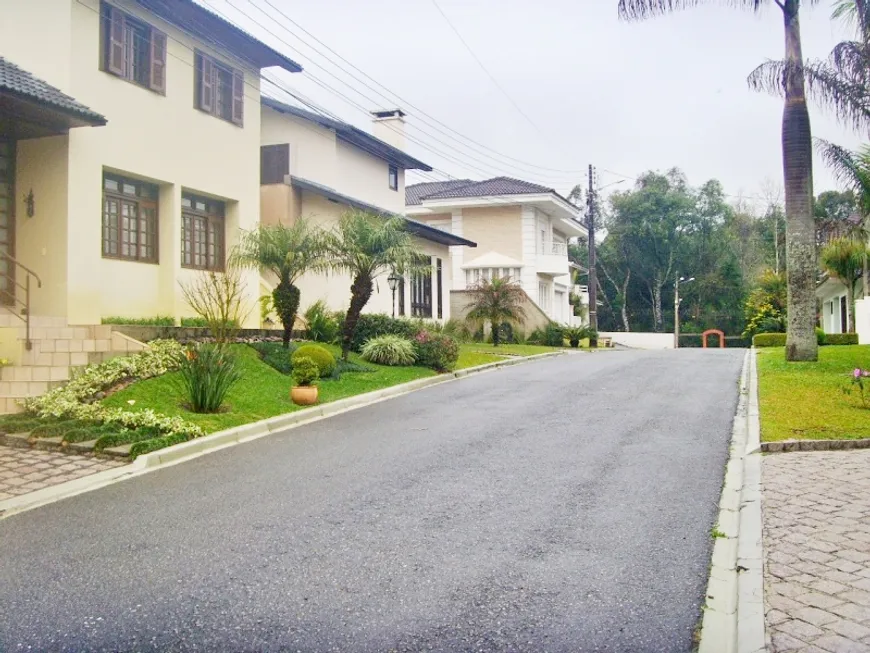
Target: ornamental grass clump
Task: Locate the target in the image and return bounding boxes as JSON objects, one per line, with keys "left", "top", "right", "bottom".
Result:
{"left": 176, "top": 344, "right": 243, "bottom": 414}
{"left": 360, "top": 334, "right": 417, "bottom": 366}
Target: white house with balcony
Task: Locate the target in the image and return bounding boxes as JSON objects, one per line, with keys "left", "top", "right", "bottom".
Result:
{"left": 406, "top": 177, "right": 588, "bottom": 328}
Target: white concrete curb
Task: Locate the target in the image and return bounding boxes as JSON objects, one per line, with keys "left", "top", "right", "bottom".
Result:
{"left": 0, "top": 350, "right": 568, "bottom": 519}
{"left": 698, "top": 349, "right": 766, "bottom": 653}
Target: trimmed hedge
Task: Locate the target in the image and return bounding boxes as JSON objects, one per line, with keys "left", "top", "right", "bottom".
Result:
{"left": 753, "top": 333, "right": 787, "bottom": 347}
{"left": 826, "top": 333, "right": 859, "bottom": 346}
{"left": 129, "top": 432, "right": 192, "bottom": 459}
{"left": 753, "top": 332, "right": 859, "bottom": 347}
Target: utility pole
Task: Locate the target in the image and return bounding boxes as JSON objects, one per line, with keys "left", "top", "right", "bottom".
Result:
{"left": 586, "top": 164, "right": 598, "bottom": 348}
{"left": 673, "top": 273, "right": 681, "bottom": 349}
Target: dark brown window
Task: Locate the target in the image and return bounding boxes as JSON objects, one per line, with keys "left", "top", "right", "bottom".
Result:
{"left": 436, "top": 258, "right": 443, "bottom": 319}
{"left": 102, "top": 174, "right": 159, "bottom": 263}
{"left": 260, "top": 144, "right": 289, "bottom": 184}
{"left": 195, "top": 51, "right": 243, "bottom": 126}
{"left": 100, "top": 2, "right": 166, "bottom": 94}
{"left": 411, "top": 258, "right": 432, "bottom": 318}
{"left": 388, "top": 165, "right": 398, "bottom": 191}
{"left": 181, "top": 193, "right": 225, "bottom": 271}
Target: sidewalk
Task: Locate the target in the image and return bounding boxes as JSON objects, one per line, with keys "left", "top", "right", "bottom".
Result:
{"left": 0, "top": 445, "right": 126, "bottom": 501}
{"left": 763, "top": 449, "right": 870, "bottom": 652}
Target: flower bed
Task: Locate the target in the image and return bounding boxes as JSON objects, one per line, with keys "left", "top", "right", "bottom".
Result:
{"left": 23, "top": 340, "right": 203, "bottom": 449}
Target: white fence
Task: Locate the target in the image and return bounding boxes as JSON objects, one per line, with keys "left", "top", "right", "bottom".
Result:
{"left": 599, "top": 332, "right": 674, "bottom": 349}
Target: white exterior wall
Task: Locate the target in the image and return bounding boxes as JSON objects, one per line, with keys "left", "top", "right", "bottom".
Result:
{"left": 855, "top": 298, "right": 870, "bottom": 344}
{"left": 289, "top": 193, "right": 452, "bottom": 321}
{"left": 337, "top": 140, "right": 404, "bottom": 213}
{"left": 601, "top": 332, "right": 674, "bottom": 349}
{"left": 818, "top": 279, "right": 850, "bottom": 334}
{"left": 260, "top": 107, "right": 337, "bottom": 188}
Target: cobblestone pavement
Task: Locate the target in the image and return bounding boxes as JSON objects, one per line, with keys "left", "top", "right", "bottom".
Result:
{"left": 764, "top": 450, "right": 870, "bottom": 653}
{"left": 0, "top": 445, "right": 126, "bottom": 501}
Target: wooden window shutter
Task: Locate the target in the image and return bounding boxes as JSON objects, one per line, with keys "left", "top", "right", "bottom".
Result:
{"left": 149, "top": 29, "right": 167, "bottom": 94}
{"left": 106, "top": 5, "right": 126, "bottom": 75}
{"left": 231, "top": 70, "right": 244, "bottom": 125}
{"left": 260, "top": 144, "right": 289, "bottom": 184}
{"left": 197, "top": 53, "right": 214, "bottom": 113}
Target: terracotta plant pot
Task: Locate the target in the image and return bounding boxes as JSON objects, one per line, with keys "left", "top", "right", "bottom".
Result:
{"left": 290, "top": 385, "right": 319, "bottom": 406}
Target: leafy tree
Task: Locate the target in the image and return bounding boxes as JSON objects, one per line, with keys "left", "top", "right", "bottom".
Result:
{"left": 322, "top": 210, "right": 421, "bottom": 360}
{"left": 743, "top": 269, "right": 788, "bottom": 338}
{"left": 820, "top": 238, "right": 867, "bottom": 331}
{"left": 621, "top": 0, "right": 819, "bottom": 362}
{"left": 818, "top": 143, "right": 870, "bottom": 296}
{"left": 465, "top": 277, "right": 528, "bottom": 346}
{"left": 234, "top": 220, "right": 324, "bottom": 348}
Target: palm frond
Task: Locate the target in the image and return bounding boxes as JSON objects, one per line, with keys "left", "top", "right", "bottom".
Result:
{"left": 232, "top": 218, "right": 325, "bottom": 283}
{"left": 816, "top": 139, "right": 870, "bottom": 216}
{"left": 618, "top": 0, "right": 766, "bottom": 21}
{"left": 748, "top": 58, "right": 870, "bottom": 131}
{"left": 322, "top": 209, "right": 422, "bottom": 280}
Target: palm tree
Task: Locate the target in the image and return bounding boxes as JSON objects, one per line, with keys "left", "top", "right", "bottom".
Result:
{"left": 465, "top": 277, "right": 527, "bottom": 347}
{"left": 619, "top": 0, "right": 819, "bottom": 362}
{"left": 233, "top": 219, "right": 324, "bottom": 348}
{"left": 322, "top": 210, "right": 421, "bottom": 360}
{"left": 818, "top": 141, "right": 870, "bottom": 297}
{"left": 821, "top": 238, "right": 867, "bottom": 331}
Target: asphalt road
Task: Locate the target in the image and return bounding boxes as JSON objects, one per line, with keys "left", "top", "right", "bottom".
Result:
{"left": 0, "top": 348, "right": 745, "bottom": 653}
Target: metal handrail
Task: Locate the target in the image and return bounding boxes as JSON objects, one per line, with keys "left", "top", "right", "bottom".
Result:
{"left": 0, "top": 251, "right": 42, "bottom": 350}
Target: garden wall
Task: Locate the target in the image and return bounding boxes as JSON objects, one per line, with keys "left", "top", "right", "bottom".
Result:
{"left": 600, "top": 332, "right": 674, "bottom": 349}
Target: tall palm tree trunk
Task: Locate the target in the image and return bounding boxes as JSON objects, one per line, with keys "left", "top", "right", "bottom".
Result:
{"left": 782, "top": 0, "right": 819, "bottom": 361}
{"left": 491, "top": 314, "right": 501, "bottom": 347}
{"left": 847, "top": 282, "right": 857, "bottom": 332}
{"left": 273, "top": 276, "right": 300, "bottom": 349}
{"left": 341, "top": 273, "right": 374, "bottom": 361}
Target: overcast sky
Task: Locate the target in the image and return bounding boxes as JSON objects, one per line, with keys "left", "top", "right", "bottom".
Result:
{"left": 208, "top": 0, "right": 862, "bottom": 208}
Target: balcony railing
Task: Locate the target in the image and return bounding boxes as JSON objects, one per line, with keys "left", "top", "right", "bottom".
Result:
{"left": 541, "top": 241, "right": 567, "bottom": 256}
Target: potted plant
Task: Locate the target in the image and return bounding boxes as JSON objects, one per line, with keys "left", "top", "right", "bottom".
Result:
{"left": 290, "top": 356, "right": 320, "bottom": 405}
{"left": 563, "top": 325, "right": 585, "bottom": 348}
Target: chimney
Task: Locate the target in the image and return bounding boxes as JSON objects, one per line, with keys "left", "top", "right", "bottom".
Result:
{"left": 371, "top": 109, "right": 406, "bottom": 150}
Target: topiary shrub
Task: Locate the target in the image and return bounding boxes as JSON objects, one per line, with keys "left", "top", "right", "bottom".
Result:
{"left": 826, "top": 333, "right": 859, "bottom": 346}
{"left": 753, "top": 333, "right": 786, "bottom": 347}
{"left": 291, "top": 344, "right": 336, "bottom": 378}
{"left": 345, "top": 314, "right": 418, "bottom": 352}
{"left": 292, "top": 356, "right": 320, "bottom": 387}
{"left": 360, "top": 335, "right": 417, "bottom": 366}
{"left": 414, "top": 331, "right": 459, "bottom": 372}
{"left": 815, "top": 327, "right": 827, "bottom": 346}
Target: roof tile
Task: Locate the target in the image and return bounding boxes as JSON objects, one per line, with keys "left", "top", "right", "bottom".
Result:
{"left": 0, "top": 57, "right": 105, "bottom": 124}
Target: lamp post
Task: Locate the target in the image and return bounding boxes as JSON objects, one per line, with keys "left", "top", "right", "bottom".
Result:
{"left": 674, "top": 274, "right": 695, "bottom": 348}
{"left": 387, "top": 272, "right": 402, "bottom": 318}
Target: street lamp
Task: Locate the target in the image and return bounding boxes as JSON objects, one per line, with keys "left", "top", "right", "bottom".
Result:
{"left": 387, "top": 271, "right": 402, "bottom": 318}
{"left": 674, "top": 274, "right": 695, "bottom": 348}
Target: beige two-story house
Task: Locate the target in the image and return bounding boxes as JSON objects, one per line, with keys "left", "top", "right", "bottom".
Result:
{"left": 0, "top": 0, "right": 302, "bottom": 410}
{"left": 259, "top": 99, "right": 475, "bottom": 321}
{"left": 406, "top": 178, "right": 587, "bottom": 328}
{"left": 0, "top": 0, "right": 302, "bottom": 326}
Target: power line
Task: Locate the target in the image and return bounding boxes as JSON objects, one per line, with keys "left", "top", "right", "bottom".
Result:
{"left": 206, "top": 0, "right": 586, "bottom": 185}
{"left": 249, "top": 0, "right": 589, "bottom": 176}
{"left": 426, "top": 0, "right": 547, "bottom": 138}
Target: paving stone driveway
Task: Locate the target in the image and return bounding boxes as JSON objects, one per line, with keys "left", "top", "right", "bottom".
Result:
{"left": 764, "top": 450, "right": 870, "bottom": 653}
{"left": 0, "top": 445, "right": 126, "bottom": 501}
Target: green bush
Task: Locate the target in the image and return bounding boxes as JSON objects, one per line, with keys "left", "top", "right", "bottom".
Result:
{"left": 826, "top": 333, "right": 859, "bottom": 346}
{"left": 292, "top": 344, "right": 336, "bottom": 378}
{"left": 346, "top": 314, "right": 418, "bottom": 352}
{"left": 360, "top": 335, "right": 417, "bottom": 366}
{"left": 305, "top": 301, "right": 341, "bottom": 343}
{"left": 248, "top": 341, "right": 296, "bottom": 375}
{"left": 292, "top": 356, "right": 320, "bottom": 386}
{"left": 101, "top": 316, "right": 175, "bottom": 326}
{"left": 413, "top": 331, "right": 459, "bottom": 372}
{"left": 753, "top": 333, "right": 787, "bottom": 347}
{"left": 176, "top": 344, "right": 243, "bottom": 413}
{"left": 62, "top": 424, "right": 118, "bottom": 443}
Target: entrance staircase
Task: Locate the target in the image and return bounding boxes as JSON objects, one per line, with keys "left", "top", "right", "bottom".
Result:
{"left": 0, "top": 314, "right": 145, "bottom": 413}
{"left": 0, "top": 252, "right": 145, "bottom": 413}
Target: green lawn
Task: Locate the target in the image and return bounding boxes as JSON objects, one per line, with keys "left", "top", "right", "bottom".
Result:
{"left": 757, "top": 345, "right": 870, "bottom": 441}
{"left": 103, "top": 344, "right": 434, "bottom": 433}
{"left": 455, "top": 343, "right": 564, "bottom": 369}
